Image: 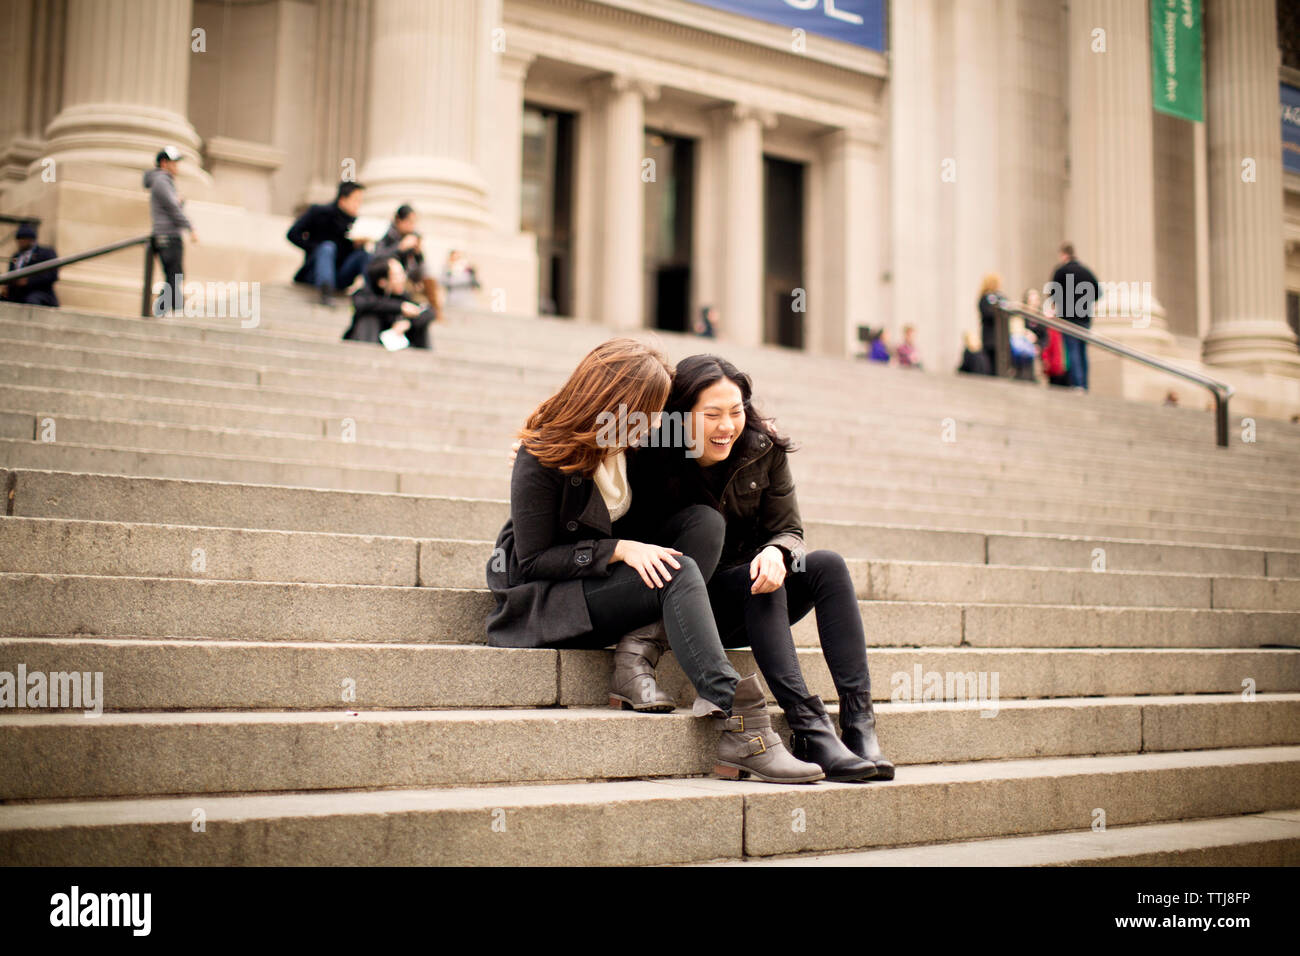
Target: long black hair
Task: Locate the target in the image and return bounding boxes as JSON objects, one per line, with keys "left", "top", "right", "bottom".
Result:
{"left": 664, "top": 354, "right": 795, "bottom": 453}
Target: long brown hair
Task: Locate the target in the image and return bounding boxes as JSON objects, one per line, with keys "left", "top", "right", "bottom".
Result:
{"left": 519, "top": 338, "right": 672, "bottom": 475}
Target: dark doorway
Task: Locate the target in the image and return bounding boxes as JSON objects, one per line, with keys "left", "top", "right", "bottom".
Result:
{"left": 643, "top": 130, "right": 695, "bottom": 332}
{"left": 521, "top": 104, "right": 574, "bottom": 316}
{"left": 764, "top": 156, "right": 805, "bottom": 348}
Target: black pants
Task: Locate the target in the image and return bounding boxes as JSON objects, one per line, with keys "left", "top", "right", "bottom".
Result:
{"left": 151, "top": 234, "right": 184, "bottom": 315}
{"left": 579, "top": 504, "right": 740, "bottom": 712}
{"left": 708, "top": 549, "right": 871, "bottom": 715}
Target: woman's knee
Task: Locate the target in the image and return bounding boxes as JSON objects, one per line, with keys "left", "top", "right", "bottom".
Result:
{"left": 804, "top": 549, "right": 850, "bottom": 581}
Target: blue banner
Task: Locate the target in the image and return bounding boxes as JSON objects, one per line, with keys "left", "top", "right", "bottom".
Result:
{"left": 683, "top": 0, "right": 885, "bottom": 52}
{"left": 1283, "top": 82, "right": 1300, "bottom": 176}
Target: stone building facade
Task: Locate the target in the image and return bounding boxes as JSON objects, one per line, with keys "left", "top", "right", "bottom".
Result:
{"left": 2, "top": 0, "right": 1298, "bottom": 414}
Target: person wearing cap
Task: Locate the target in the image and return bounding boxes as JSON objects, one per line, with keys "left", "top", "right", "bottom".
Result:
{"left": 1, "top": 222, "right": 59, "bottom": 307}
{"left": 143, "top": 146, "right": 197, "bottom": 316}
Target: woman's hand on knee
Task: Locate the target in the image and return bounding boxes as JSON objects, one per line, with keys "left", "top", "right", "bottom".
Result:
{"left": 750, "top": 546, "right": 786, "bottom": 594}
{"left": 613, "top": 540, "right": 683, "bottom": 589}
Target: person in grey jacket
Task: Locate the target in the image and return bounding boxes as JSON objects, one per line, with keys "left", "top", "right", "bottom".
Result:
{"left": 143, "top": 146, "right": 197, "bottom": 315}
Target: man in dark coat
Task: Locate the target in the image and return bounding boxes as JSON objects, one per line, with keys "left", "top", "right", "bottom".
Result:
{"left": 287, "top": 181, "right": 370, "bottom": 306}
{"left": 1049, "top": 241, "right": 1100, "bottom": 390}
{"left": 1, "top": 222, "right": 59, "bottom": 307}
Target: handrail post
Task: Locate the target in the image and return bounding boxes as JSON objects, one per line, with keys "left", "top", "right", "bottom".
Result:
{"left": 995, "top": 302, "right": 1011, "bottom": 378}
{"left": 1214, "top": 390, "right": 1229, "bottom": 448}
{"left": 140, "top": 236, "right": 155, "bottom": 318}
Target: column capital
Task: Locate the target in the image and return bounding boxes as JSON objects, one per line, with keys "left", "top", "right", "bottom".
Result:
{"left": 709, "top": 102, "right": 777, "bottom": 130}
{"left": 587, "top": 73, "right": 659, "bottom": 103}
{"left": 496, "top": 47, "right": 536, "bottom": 83}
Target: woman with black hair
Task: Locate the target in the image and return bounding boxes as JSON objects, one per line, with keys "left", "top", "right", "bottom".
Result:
{"left": 624, "top": 354, "right": 894, "bottom": 782}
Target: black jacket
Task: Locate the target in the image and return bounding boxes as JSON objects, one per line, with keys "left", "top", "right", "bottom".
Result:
{"left": 287, "top": 202, "right": 356, "bottom": 282}
{"left": 342, "top": 285, "right": 408, "bottom": 341}
{"left": 1051, "top": 258, "right": 1100, "bottom": 325}
{"left": 622, "top": 428, "right": 803, "bottom": 572}
{"left": 485, "top": 447, "right": 619, "bottom": 647}
{"left": 3, "top": 244, "right": 59, "bottom": 305}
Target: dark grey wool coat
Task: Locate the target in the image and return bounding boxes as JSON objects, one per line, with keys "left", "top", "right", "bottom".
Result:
{"left": 484, "top": 446, "right": 620, "bottom": 647}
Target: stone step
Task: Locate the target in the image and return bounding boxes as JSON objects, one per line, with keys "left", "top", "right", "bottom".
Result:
{"left": 6, "top": 356, "right": 1291, "bottom": 493}
{"left": 1, "top": 747, "right": 1295, "bottom": 865}
{"left": 5, "top": 313, "right": 1298, "bottom": 475}
{"left": 13, "top": 404, "right": 1297, "bottom": 520}
{"left": 690, "top": 810, "right": 1300, "bottom": 866}
{"left": 16, "top": 299, "right": 1299, "bottom": 446}
{"left": 4, "top": 637, "right": 1294, "bottom": 710}
{"left": 10, "top": 467, "right": 1297, "bottom": 552}
{"left": 4, "top": 439, "right": 1294, "bottom": 536}
{"left": 1, "top": 694, "right": 1296, "bottom": 800}
{"left": 3, "top": 572, "right": 1294, "bottom": 648}
{"left": 5, "top": 382, "right": 1294, "bottom": 504}
{"left": 5, "top": 514, "right": 1290, "bottom": 587}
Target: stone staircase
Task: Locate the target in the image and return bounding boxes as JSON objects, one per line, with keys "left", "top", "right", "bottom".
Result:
{"left": 0, "top": 291, "right": 1298, "bottom": 866}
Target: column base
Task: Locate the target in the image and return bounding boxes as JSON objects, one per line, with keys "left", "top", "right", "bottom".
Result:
{"left": 1203, "top": 321, "right": 1300, "bottom": 378}
{"left": 41, "top": 103, "right": 204, "bottom": 175}
{"left": 359, "top": 155, "right": 492, "bottom": 232}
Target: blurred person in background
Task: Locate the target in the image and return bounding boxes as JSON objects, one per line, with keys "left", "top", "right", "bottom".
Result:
{"left": 1, "top": 222, "right": 59, "bottom": 307}
{"left": 288, "top": 181, "right": 370, "bottom": 307}
{"left": 895, "top": 324, "right": 922, "bottom": 369}
{"left": 374, "top": 204, "right": 442, "bottom": 319}
{"left": 868, "top": 327, "right": 891, "bottom": 363}
{"left": 694, "top": 304, "right": 719, "bottom": 338}
{"left": 957, "top": 330, "right": 991, "bottom": 375}
{"left": 342, "top": 256, "right": 433, "bottom": 350}
{"left": 1049, "top": 241, "right": 1099, "bottom": 391}
{"left": 977, "top": 273, "right": 1004, "bottom": 374}
{"left": 144, "top": 145, "right": 196, "bottom": 316}
{"left": 441, "top": 248, "right": 482, "bottom": 309}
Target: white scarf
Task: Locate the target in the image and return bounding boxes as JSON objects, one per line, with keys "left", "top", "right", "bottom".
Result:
{"left": 592, "top": 450, "right": 631, "bottom": 521}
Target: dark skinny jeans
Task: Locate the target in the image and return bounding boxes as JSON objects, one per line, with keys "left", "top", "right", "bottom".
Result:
{"left": 708, "top": 549, "right": 871, "bottom": 716}
{"left": 579, "top": 504, "right": 740, "bottom": 712}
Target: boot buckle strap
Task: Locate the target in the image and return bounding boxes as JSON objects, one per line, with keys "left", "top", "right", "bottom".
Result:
{"left": 722, "top": 715, "right": 745, "bottom": 732}
{"left": 745, "top": 734, "right": 767, "bottom": 757}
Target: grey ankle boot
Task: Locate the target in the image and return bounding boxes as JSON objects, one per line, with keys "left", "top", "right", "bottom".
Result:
{"left": 609, "top": 622, "right": 676, "bottom": 713}
{"left": 695, "top": 674, "right": 825, "bottom": 784}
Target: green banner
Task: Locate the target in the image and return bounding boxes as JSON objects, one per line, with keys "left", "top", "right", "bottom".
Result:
{"left": 1151, "top": 0, "right": 1203, "bottom": 122}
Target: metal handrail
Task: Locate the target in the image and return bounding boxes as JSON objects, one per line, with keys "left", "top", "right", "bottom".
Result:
{"left": 995, "top": 300, "right": 1235, "bottom": 447}
{"left": 1, "top": 233, "right": 155, "bottom": 317}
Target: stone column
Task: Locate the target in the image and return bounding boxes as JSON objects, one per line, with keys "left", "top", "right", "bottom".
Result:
{"left": 1066, "top": 0, "right": 1169, "bottom": 345}
{"left": 590, "top": 74, "right": 654, "bottom": 329}
{"left": 488, "top": 48, "right": 535, "bottom": 235}
{"left": 1201, "top": 0, "right": 1300, "bottom": 375}
{"left": 360, "top": 0, "right": 497, "bottom": 230}
{"left": 305, "top": 0, "right": 369, "bottom": 203}
{"left": 42, "top": 0, "right": 202, "bottom": 172}
{"left": 819, "top": 124, "right": 883, "bottom": 358}
{"left": 712, "top": 103, "right": 771, "bottom": 347}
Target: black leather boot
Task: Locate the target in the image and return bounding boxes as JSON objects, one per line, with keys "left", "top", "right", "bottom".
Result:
{"left": 838, "top": 691, "right": 894, "bottom": 780}
{"left": 787, "top": 694, "right": 878, "bottom": 782}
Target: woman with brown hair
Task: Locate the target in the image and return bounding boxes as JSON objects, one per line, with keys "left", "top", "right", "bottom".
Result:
{"left": 486, "top": 338, "right": 822, "bottom": 783}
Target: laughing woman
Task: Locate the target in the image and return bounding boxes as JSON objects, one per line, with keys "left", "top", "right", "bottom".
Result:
{"left": 624, "top": 354, "right": 895, "bottom": 782}
{"left": 486, "top": 339, "right": 823, "bottom": 783}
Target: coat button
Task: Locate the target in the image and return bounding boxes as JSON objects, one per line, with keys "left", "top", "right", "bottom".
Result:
{"left": 750, "top": 481, "right": 757, "bottom": 489}
{"left": 566, "top": 521, "right": 578, "bottom": 531}
{"left": 570, "top": 476, "right": 581, "bottom": 486}
{"left": 576, "top": 553, "right": 590, "bottom": 565}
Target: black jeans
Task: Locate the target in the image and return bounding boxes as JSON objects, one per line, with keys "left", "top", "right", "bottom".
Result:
{"left": 708, "top": 549, "right": 871, "bottom": 715}
{"left": 579, "top": 504, "right": 740, "bottom": 712}
{"left": 151, "top": 234, "right": 184, "bottom": 315}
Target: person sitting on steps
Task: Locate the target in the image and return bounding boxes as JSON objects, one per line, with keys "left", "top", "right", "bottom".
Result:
{"left": 488, "top": 338, "right": 824, "bottom": 783}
